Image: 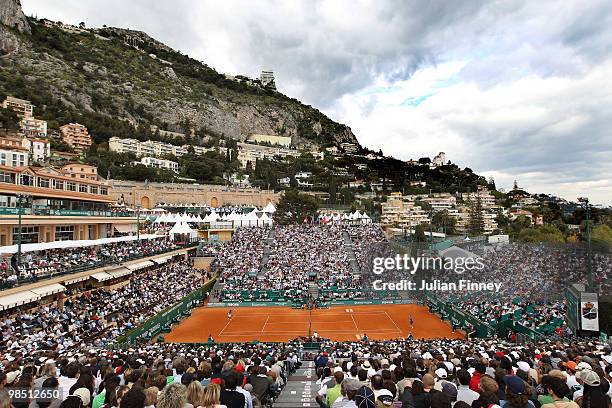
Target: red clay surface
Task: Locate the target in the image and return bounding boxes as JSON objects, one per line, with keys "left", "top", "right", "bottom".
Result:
{"left": 164, "top": 304, "right": 464, "bottom": 343}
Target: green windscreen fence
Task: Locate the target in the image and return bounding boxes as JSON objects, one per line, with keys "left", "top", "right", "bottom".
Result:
{"left": 115, "top": 279, "right": 216, "bottom": 345}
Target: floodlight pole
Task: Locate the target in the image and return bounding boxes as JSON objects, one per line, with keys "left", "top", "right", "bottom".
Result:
{"left": 579, "top": 197, "right": 594, "bottom": 291}
{"left": 16, "top": 194, "right": 29, "bottom": 267}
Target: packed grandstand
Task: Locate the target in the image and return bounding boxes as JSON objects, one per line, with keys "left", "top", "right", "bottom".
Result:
{"left": 0, "top": 223, "right": 611, "bottom": 408}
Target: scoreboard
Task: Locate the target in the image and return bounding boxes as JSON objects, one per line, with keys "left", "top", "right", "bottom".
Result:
{"left": 565, "top": 283, "right": 599, "bottom": 334}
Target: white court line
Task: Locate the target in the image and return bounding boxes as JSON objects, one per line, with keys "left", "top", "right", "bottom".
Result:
{"left": 224, "top": 311, "right": 389, "bottom": 317}
{"left": 266, "top": 320, "right": 356, "bottom": 324}
{"left": 384, "top": 311, "right": 403, "bottom": 335}
{"left": 218, "top": 316, "right": 234, "bottom": 336}
{"left": 261, "top": 315, "right": 270, "bottom": 333}
{"left": 350, "top": 313, "right": 359, "bottom": 331}
{"left": 220, "top": 328, "right": 403, "bottom": 335}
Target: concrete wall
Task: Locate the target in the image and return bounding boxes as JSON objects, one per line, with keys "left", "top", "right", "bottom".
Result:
{"left": 109, "top": 180, "right": 279, "bottom": 209}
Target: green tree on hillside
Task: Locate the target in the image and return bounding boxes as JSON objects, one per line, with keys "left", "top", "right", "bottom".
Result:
{"left": 432, "top": 210, "right": 457, "bottom": 234}
{"left": 274, "top": 189, "right": 318, "bottom": 225}
{"left": 0, "top": 108, "right": 19, "bottom": 131}
{"left": 517, "top": 224, "right": 565, "bottom": 243}
{"left": 414, "top": 224, "right": 427, "bottom": 242}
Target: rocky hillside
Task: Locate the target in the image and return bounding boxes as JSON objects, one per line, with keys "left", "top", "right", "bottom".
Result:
{"left": 0, "top": 2, "right": 359, "bottom": 149}
{"left": 0, "top": 0, "right": 30, "bottom": 34}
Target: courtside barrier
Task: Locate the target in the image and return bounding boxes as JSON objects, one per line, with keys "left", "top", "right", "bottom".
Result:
{"left": 207, "top": 298, "right": 413, "bottom": 308}
{"left": 426, "top": 293, "right": 496, "bottom": 337}
{"left": 114, "top": 279, "right": 216, "bottom": 345}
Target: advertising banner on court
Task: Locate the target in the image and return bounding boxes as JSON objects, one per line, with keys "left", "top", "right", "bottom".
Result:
{"left": 580, "top": 292, "right": 599, "bottom": 332}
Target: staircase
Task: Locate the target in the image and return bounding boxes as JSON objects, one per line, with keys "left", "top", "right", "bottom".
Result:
{"left": 342, "top": 231, "right": 362, "bottom": 275}
{"left": 274, "top": 361, "right": 317, "bottom": 408}
{"left": 208, "top": 280, "right": 223, "bottom": 303}
{"left": 307, "top": 282, "right": 319, "bottom": 299}
{"left": 258, "top": 228, "right": 275, "bottom": 277}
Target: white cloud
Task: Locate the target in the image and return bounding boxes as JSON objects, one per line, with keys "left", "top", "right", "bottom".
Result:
{"left": 19, "top": 0, "right": 612, "bottom": 204}
{"left": 332, "top": 56, "right": 612, "bottom": 204}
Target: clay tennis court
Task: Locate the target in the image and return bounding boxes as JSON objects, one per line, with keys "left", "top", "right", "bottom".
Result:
{"left": 164, "top": 304, "right": 464, "bottom": 343}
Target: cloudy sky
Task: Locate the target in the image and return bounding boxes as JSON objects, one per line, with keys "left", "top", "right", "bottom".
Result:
{"left": 22, "top": 0, "right": 612, "bottom": 204}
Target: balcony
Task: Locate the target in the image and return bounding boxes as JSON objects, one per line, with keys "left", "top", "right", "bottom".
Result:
{"left": 1, "top": 241, "right": 199, "bottom": 291}
{"left": 0, "top": 207, "right": 135, "bottom": 217}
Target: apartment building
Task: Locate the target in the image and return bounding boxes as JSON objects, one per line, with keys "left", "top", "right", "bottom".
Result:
{"left": 0, "top": 135, "right": 50, "bottom": 163}
{"left": 60, "top": 123, "right": 92, "bottom": 153}
{"left": 381, "top": 192, "right": 430, "bottom": 227}
{"left": 340, "top": 142, "right": 358, "bottom": 154}
{"left": 187, "top": 145, "right": 219, "bottom": 156}
{"left": 246, "top": 134, "right": 292, "bottom": 147}
{"left": 137, "top": 157, "right": 179, "bottom": 172}
{"left": 61, "top": 163, "right": 100, "bottom": 181}
{"left": 483, "top": 212, "right": 499, "bottom": 234}
{"left": 462, "top": 186, "right": 498, "bottom": 209}
{"left": 109, "top": 137, "right": 197, "bottom": 158}
{"left": 108, "top": 137, "right": 139, "bottom": 155}
{"left": 260, "top": 70, "right": 276, "bottom": 88}
{"left": 236, "top": 142, "right": 301, "bottom": 168}
{"left": 0, "top": 145, "right": 29, "bottom": 168}
{"left": 418, "top": 193, "right": 457, "bottom": 211}
{"left": 452, "top": 204, "right": 499, "bottom": 235}
{"left": 2, "top": 96, "right": 34, "bottom": 118}
{"left": 20, "top": 117, "right": 47, "bottom": 138}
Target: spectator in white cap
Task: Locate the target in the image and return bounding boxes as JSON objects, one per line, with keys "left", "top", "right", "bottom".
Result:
{"left": 575, "top": 370, "right": 609, "bottom": 407}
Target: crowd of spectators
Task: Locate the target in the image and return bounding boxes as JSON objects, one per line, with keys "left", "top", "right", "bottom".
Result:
{"left": 0, "top": 340, "right": 300, "bottom": 408}
{"left": 423, "top": 243, "right": 612, "bottom": 337}
{"left": 310, "top": 337, "right": 612, "bottom": 408}
{"left": 216, "top": 225, "right": 392, "bottom": 303}
{"left": 1, "top": 238, "right": 179, "bottom": 286}
{"left": 0, "top": 338, "right": 611, "bottom": 408}
{"left": 263, "top": 225, "right": 354, "bottom": 292}
{"left": 0, "top": 262, "right": 203, "bottom": 353}
{"left": 215, "top": 227, "right": 270, "bottom": 301}
{"left": 347, "top": 226, "right": 389, "bottom": 271}
{"left": 478, "top": 244, "right": 611, "bottom": 300}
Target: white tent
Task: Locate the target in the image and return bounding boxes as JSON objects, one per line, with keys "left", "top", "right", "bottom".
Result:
{"left": 260, "top": 212, "right": 273, "bottom": 225}
{"left": 195, "top": 214, "right": 204, "bottom": 223}
{"left": 245, "top": 210, "right": 259, "bottom": 221}
{"left": 155, "top": 213, "right": 167, "bottom": 223}
{"left": 263, "top": 202, "right": 276, "bottom": 213}
{"left": 168, "top": 222, "right": 197, "bottom": 240}
{"left": 208, "top": 211, "right": 220, "bottom": 222}
{"left": 361, "top": 213, "right": 372, "bottom": 224}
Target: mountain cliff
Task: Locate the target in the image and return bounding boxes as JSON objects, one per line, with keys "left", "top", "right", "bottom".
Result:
{"left": 0, "top": 0, "right": 30, "bottom": 34}
{"left": 0, "top": 6, "right": 359, "bottom": 149}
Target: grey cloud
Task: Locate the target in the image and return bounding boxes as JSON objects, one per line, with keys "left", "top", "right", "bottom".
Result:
{"left": 19, "top": 0, "right": 612, "bottom": 203}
